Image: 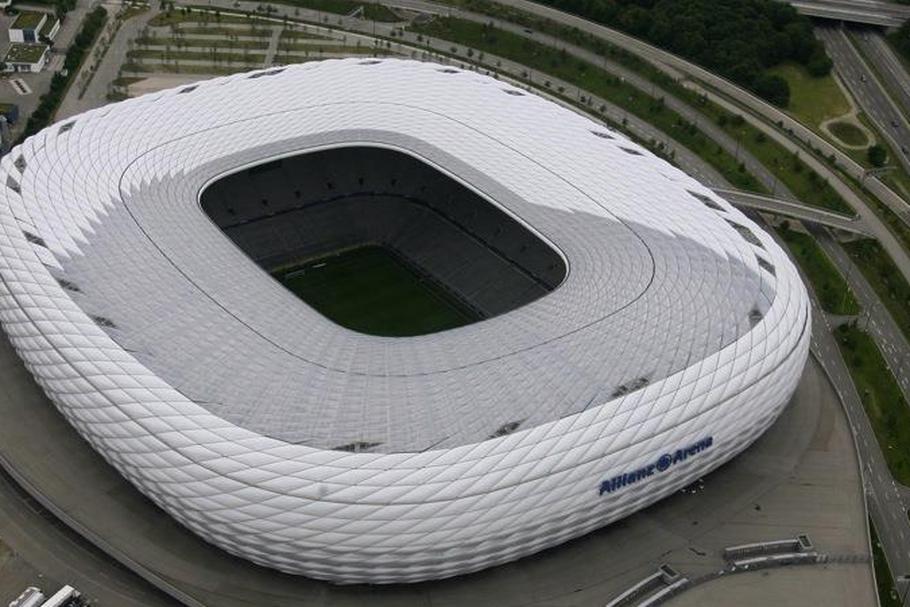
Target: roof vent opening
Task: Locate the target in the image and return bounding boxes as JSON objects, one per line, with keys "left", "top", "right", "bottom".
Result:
{"left": 58, "top": 122, "right": 75, "bottom": 134}
{"left": 91, "top": 315, "right": 117, "bottom": 329}
{"left": 57, "top": 278, "right": 81, "bottom": 292}
{"left": 489, "top": 420, "right": 522, "bottom": 439}
{"left": 178, "top": 85, "right": 198, "bottom": 94}
{"left": 688, "top": 189, "right": 725, "bottom": 212}
{"left": 22, "top": 230, "right": 46, "bottom": 247}
{"left": 333, "top": 440, "right": 382, "bottom": 452}
{"left": 503, "top": 89, "right": 525, "bottom": 96}
{"left": 620, "top": 147, "right": 643, "bottom": 156}
{"left": 756, "top": 256, "right": 776, "bottom": 276}
{"left": 591, "top": 130, "right": 615, "bottom": 140}
{"left": 248, "top": 68, "right": 285, "bottom": 79}
{"left": 14, "top": 155, "right": 26, "bottom": 173}
{"left": 726, "top": 219, "right": 764, "bottom": 249}
{"left": 611, "top": 376, "right": 650, "bottom": 398}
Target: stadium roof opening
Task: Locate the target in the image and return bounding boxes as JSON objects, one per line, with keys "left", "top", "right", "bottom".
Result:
{"left": 200, "top": 146, "right": 567, "bottom": 336}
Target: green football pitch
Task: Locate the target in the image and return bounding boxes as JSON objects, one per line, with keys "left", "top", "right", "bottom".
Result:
{"left": 273, "top": 245, "right": 480, "bottom": 337}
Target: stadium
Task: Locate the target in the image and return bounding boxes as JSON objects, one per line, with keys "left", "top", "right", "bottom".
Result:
{"left": 0, "top": 59, "right": 810, "bottom": 584}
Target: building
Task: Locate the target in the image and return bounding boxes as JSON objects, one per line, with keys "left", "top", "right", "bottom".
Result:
{"left": 3, "top": 42, "right": 48, "bottom": 73}
{"left": 0, "top": 59, "right": 810, "bottom": 584}
{"left": 9, "top": 10, "right": 59, "bottom": 43}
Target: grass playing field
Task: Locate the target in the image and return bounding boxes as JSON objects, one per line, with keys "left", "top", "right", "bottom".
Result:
{"left": 273, "top": 245, "right": 480, "bottom": 337}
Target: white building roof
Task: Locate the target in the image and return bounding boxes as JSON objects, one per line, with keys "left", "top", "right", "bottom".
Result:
{"left": 0, "top": 59, "right": 810, "bottom": 583}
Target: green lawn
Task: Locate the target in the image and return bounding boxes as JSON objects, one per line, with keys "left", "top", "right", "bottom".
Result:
{"left": 828, "top": 120, "right": 870, "bottom": 147}
{"left": 269, "top": 0, "right": 400, "bottom": 21}
{"left": 273, "top": 246, "right": 479, "bottom": 337}
{"left": 126, "top": 62, "right": 248, "bottom": 75}
{"left": 843, "top": 239, "right": 910, "bottom": 342}
{"left": 128, "top": 49, "right": 265, "bottom": 63}
{"left": 12, "top": 10, "right": 47, "bottom": 30}
{"left": 768, "top": 62, "right": 850, "bottom": 128}
{"left": 777, "top": 226, "right": 860, "bottom": 315}
{"left": 4, "top": 43, "right": 47, "bottom": 64}
{"left": 149, "top": 11, "right": 267, "bottom": 26}
{"left": 871, "top": 521, "right": 902, "bottom": 607}
{"left": 835, "top": 324, "right": 910, "bottom": 485}
{"left": 137, "top": 36, "right": 270, "bottom": 50}
{"left": 175, "top": 25, "right": 273, "bottom": 37}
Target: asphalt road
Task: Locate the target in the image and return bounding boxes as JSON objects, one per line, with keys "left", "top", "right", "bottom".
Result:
{"left": 57, "top": 1, "right": 161, "bottom": 120}
{"left": 816, "top": 25, "right": 910, "bottom": 184}
{"left": 852, "top": 29, "right": 910, "bottom": 121}
{"left": 812, "top": 229, "right": 910, "bottom": 400}
{"left": 806, "top": 288, "right": 910, "bottom": 590}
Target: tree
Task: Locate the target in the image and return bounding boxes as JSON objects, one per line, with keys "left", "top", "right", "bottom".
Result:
{"left": 868, "top": 144, "right": 887, "bottom": 168}
{"left": 807, "top": 48, "right": 833, "bottom": 77}
{"left": 753, "top": 74, "right": 790, "bottom": 107}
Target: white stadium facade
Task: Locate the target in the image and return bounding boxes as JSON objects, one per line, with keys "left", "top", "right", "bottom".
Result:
{"left": 0, "top": 59, "right": 810, "bottom": 584}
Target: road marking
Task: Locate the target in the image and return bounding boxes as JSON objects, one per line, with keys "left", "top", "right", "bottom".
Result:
{"left": 10, "top": 79, "right": 31, "bottom": 96}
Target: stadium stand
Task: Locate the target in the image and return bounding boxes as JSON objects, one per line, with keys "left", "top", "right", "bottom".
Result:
{"left": 201, "top": 147, "right": 567, "bottom": 320}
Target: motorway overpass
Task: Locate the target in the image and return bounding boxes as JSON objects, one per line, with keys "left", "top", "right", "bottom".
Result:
{"left": 788, "top": 0, "right": 910, "bottom": 28}
{"left": 714, "top": 188, "right": 873, "bottom": 236}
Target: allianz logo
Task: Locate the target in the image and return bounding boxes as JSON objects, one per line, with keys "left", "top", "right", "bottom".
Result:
{"left": 598, "top": 436, "right": 714, "bottom": 496}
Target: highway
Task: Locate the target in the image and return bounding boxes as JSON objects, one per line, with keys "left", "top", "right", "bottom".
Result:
{"left": 816, "top": 25, "right": 910, "bottom": 185}
{"left": 812, "top": 228, "right": 910, "bottom": 400}
{"left": 789, "top": 0, "right": 910, "bottom": 28}
{"left": 852, "top": 29, "right": 910, "bottom": 121}
{"left": 807, "top": 293, "right": 910, "bottom": 592}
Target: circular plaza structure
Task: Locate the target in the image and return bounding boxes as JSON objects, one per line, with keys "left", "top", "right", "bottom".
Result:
{"left": 0, "top": 59, "right": 810, "bottom": 584}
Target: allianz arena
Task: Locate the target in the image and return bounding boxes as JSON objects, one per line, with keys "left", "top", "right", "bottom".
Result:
{"left": 0, "top": 59, "right": 809, "bottom": 584}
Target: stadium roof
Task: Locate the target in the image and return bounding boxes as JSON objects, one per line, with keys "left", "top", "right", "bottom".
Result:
{"left": 0, "top": 59, "right": 810, "bottom": 583}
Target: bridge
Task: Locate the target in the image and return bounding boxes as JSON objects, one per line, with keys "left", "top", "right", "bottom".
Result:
{"left": 787, "top": 0, "right": 910, "bottom": 28}
{"left": 714, "top": 188, "right": 872, "bottom": 236}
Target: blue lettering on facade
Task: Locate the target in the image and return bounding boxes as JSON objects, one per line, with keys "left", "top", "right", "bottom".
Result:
{"left": 599, "top": 436, "right": 713, "bottom": 496}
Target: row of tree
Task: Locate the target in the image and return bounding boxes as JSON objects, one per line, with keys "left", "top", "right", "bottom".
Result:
{"left": 21, "top": 6, "right": 108, "bottom": 140}
{"left": 890, "top": 20, "right": 910, "bottom": 63}
{"left": 534, "top": 0, "right": 832, "bottom": 107}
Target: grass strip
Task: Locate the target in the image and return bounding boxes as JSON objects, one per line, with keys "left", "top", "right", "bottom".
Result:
{"left": 777, "top": 225, "right": 860, "bottom": 315}
{"left": 835, "top": 324, "right": 910, "bottom": 485}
